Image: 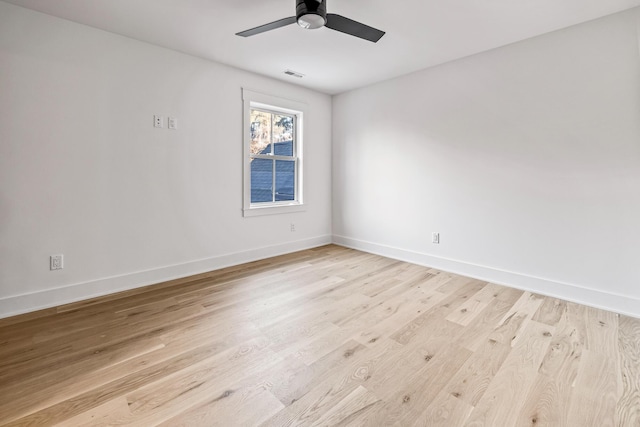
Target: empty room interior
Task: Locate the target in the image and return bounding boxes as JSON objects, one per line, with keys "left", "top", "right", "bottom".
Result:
{"left": 1, "top": 0, "right": 640, "bottom": 425}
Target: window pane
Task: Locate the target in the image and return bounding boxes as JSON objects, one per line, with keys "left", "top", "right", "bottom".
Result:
{"left": 250, "top": 110, "right": 272, "bottom": 156}
{"left": 274, "top": 140, "right": 293, "bottom": 157}
{"left": 275, "top": 160, "right": 295, "bottom": 201}
{"left": 251, "top": 158, "right": 273, "bottom": 203}
{"left": 273, "top": 114, "right": 294, "bottom": 154}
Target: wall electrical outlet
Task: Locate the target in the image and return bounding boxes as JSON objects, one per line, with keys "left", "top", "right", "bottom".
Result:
{"left": 50, "top": 254, "right": 64, "bottom": 270}
{"left": 290, "top": 223, "right": 296, "bottom": 232}
{"left": 432, "top": 232, "right": 440, "bottom": 244}
{"left": 154, "top": 115, "right": 164, "bottom": 128}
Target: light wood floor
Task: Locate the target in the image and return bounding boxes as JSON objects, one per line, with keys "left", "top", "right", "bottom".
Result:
{"left": 1, "top": 245, "right": 638, "bottom": 426}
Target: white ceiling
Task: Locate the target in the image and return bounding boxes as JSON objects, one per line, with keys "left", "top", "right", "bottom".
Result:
{"left": 4, "top": 0, "right": 640, "bottom": 94}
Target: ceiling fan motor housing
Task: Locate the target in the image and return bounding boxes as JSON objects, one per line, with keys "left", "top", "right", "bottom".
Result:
{"left": 296, "top": 0, "right": 327, "bottom": 29}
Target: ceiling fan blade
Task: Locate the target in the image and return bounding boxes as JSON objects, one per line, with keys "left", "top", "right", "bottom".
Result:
{"left": 236, "top": 16, "right": 297, "bottom": 37}
{"left": 325, "top": 13, "right": 385, "bottom": 43}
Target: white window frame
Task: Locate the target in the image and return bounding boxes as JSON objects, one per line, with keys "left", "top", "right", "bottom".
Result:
{"left": 242, "top": 89, "right": 306, "bottom": 217}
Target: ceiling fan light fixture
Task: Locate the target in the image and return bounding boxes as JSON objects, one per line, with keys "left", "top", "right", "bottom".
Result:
{"left": 297, "top": 13, "right": 325, "bottom": 29}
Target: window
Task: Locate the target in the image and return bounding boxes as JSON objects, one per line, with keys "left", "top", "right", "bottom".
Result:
{"left": 242, "top": 89, "right": 305, "bottom": 217}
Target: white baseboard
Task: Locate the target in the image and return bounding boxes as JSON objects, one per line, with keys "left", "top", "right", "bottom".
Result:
{"left": 0, "top": 235, "right": 332, "bottom": 319}
{"left": 333, "top": 235, "right": 640, "bottom": 319}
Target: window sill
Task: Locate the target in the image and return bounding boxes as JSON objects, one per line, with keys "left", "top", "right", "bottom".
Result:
{"left": 243, "top": 202, "right": 306, "bottom": 217}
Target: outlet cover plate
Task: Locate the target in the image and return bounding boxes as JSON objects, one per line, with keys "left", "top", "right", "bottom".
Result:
{"left": 50, "top": 254, "right": 64, "bottom": 270}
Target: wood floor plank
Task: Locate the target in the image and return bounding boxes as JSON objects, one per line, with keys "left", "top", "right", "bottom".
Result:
{"left": 124, "top": 337, "right": 279, "bottom": 413}
{"left": 260, "top": 339, "right": 397, "bottom": 426}
{"left": 445, "top": 297, "right": 489, "bottom": 327}
{"left": 487, "top": 291, "right": 543, "bottom": 348}
{"left": 566, "top": 349, "right": 621, "bottom": 427}
{"left": 157, "top": 383, "right": 284, "bottom": 427}
{"left": 0, "top": 244, "right": 637, "bottom": 426}
{"left": 412, "top": 391, "right": 474, "bottom": 427}
{"left": 389, "top": 343, "right": 474, "bottom": 426}
{"left": 51, "top": 396, "right": 131, "bottom": 427}
{"left": 354, "top": 287, "right": 449, "bottom": 346}
{"left": 464, "top": 320, "right": 556, "bottom": 426}
{"left": 453, "top": 291, "right": 521, "bottom": 352}
{"left": 389, "top": 280, "right": 485, "bottom": 346}
{"left": 309, "top": 385, "right": 380, "bottom": 427}
{"left": 266, "top": 339, "right": 371, "bottom": 407}
{"left": 617, "top": 315, "right": 640, "bottom": 426}
{"left": 440, "top": 337, "right": 512, "bottom": 408}
{"left": 516, "top": 301, "right": 585, "bottom": 426}
{"left": 532, "top": 297, "right": 567, "bottom": 326}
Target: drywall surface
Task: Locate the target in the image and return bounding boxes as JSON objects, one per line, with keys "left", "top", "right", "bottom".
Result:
{"left": 332, "top": 8, "right": 640, "bottom": 317}
{"left": 0, "top": 2, "right": 332, "bottom": 317}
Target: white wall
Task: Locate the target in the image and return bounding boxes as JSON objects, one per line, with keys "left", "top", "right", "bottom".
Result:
{"left": 333, "top": 8, "right": 640, "bottom": 317}
{"left": 0, "top": 2, "right": 332, "bottom": 318}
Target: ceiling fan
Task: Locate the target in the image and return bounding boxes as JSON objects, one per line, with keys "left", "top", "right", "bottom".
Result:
{"left": 235, "top": 0, "right": 385, "bottom": 43}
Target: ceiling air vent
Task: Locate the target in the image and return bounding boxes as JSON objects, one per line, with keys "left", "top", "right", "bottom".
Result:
{"left": 284, "top": 70, "right": 304, "bottom": 78}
